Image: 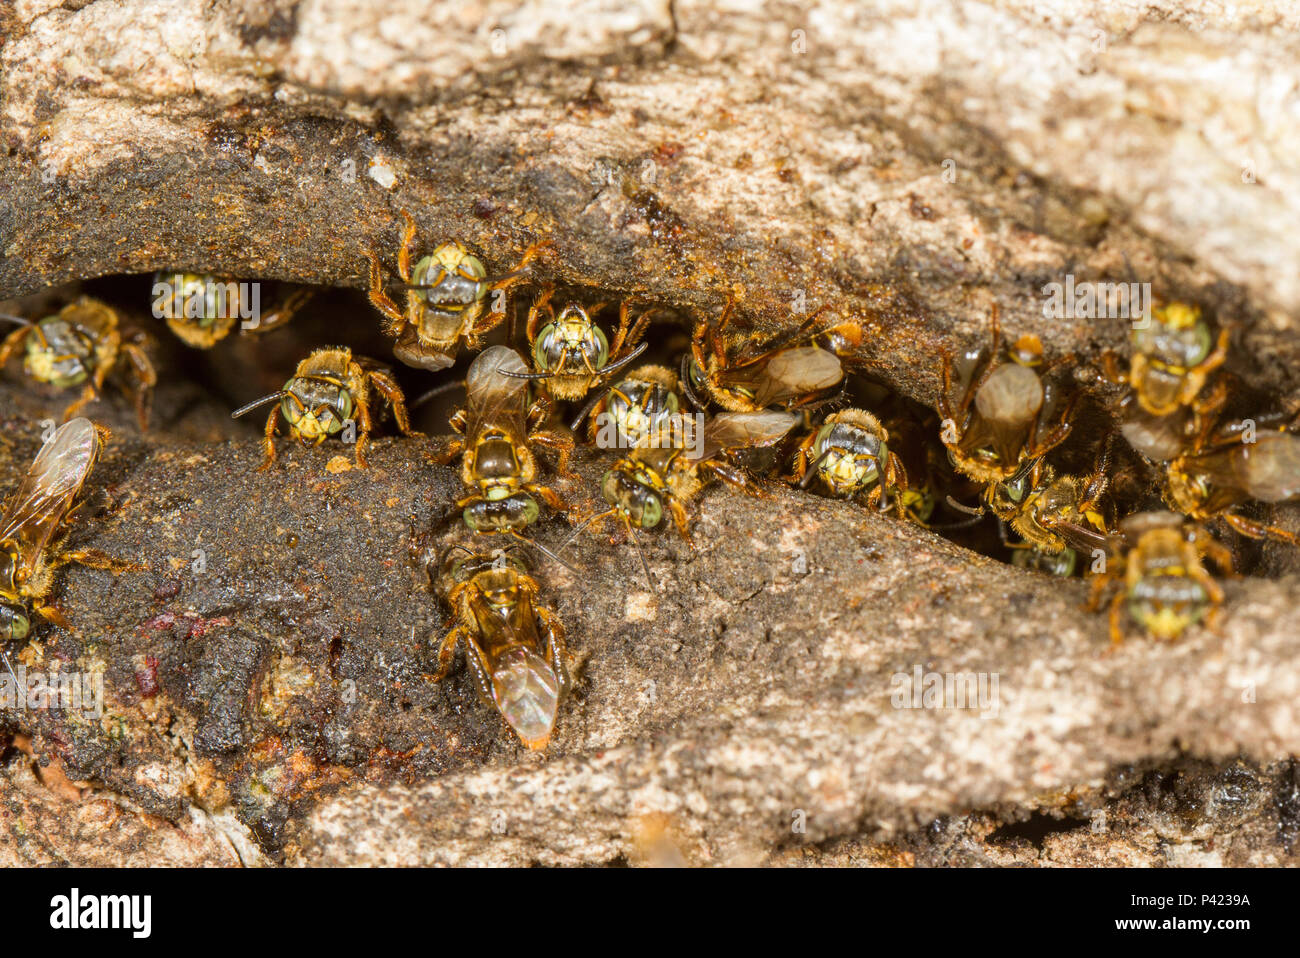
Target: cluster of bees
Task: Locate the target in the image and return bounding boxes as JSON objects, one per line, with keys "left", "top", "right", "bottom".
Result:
{"left": 2, "top": 211, "right": 1298, "bottom": 750}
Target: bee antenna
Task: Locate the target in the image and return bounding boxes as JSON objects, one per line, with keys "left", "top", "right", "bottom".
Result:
{"left": 678, "top": 353, "right": 709, "bottom": 411}
{"left": 568, "top": 388, "right": 608, "bottom": 433}
{"left": 622, "top": 513, "right": 657, "bottom": 592}
{"left": 557, "top": 507, "right": 616, "bottom": 553}
{"left": 944, "top": 494, "right": 986, "bottom": 517}
{"left": 409, "top": 378, "right": 465, "bottom": 411}
{"left": 0, "top": 312, "right": 33, "bottom": 327}
{"left": 0, "top": 649, "right": 18, "bottom": 690}
{"left": 510, "top": 530, "right": 584, "bottom": 580}
{"left": 798, "top": 447, "right": 835, "bottom": 490}
{"left": 592, "top": 341, "right": 649, "bottom": 379}
{"left": 231, "top": 391, "right": 288, "bottom": 419}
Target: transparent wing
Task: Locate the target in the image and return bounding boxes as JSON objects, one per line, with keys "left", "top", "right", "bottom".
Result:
{"left": 1234, "top": 433, "right": 1300, "bottom": 502}
{"left": 0, "top": 418, "right": 100, "bottom": 574}
{"left": 751, "top": 347, "right": 843, "bottom": 407}
{"left": 698, "top": 411, "right": 798, "bottom": 460}
{"left": 465, "top": 346, "right": 530, "bottom": 436}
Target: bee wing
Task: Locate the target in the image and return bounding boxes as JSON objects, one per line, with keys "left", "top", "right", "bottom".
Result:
{"left": 698, "top": 411, "right": 798, "bottom": 460}
{"left": 1234, "top": 433, "right": 1300, "bottom": 502}
{"left": 1052, "top": 521, "right": 1123, "bottom": 559}
{"left": 750, "top": 347, "right": 843, "bottom": 407}
{"left": 0, "top": 419, "right": 101, "bottom": 574}
{"left": 970, "top": 364, "right": 1044, "bottom": 464}
{"left": 465, "top": 345, "right": 530, "bottom": 435}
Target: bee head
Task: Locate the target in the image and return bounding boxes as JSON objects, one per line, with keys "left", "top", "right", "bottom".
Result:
{"left": 534, "top": 306, "right": 608, "bottom": 376}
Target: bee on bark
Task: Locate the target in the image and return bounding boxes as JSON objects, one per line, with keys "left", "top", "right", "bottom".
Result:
{"left": 788, "top": 408, "right": 918, "bottom": 519}
{"left": 571, "top": 364, "right": 684, "bottom": 450}
{"left": 1086, "top": 511, "right": 1233, "bottom": 643}
{"left": 150, "top": 272, "right": 313, "bottom": 348}
{"left": 682, "top": 298, "right": 861, "bottom": 413}
{"left": 505, "top": 287, "right": 652, "bottom": 402}
{"left": 425, "top": 545, "right": 569, "bottom": 751}
{"left": 1, "top": 299, "right": 157, "bottom": 431}
{"left": 433, "top": 346, "right": 576, "bottom": 535}
{"left": 582, "top": 410, "right": 797, "bottom": 585}
{"left": 0, "top": 419, "right": 141, "bottom": 656}
{"left": 938, "top": 305, "right": 1075, "bottom": 484}
{"left": 231, "top": 347, "right": 416, "bottom": 469}
{"left": 1096, "top": 300, "right": 1233, "bottom": 462}
{"left": 363, "top": 209, "right": 547, "bottom": 371}
{"left": 1164, "top": 429, "right": 1300, "bottom": 546}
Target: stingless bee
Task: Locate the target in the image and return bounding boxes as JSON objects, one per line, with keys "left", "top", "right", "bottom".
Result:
{"left": 1, "top": 299, "right": 158, "bottom": 431}
{"left": 425, "top": 545, "right": 569, "bottom": 750}
{"left": 789, "top": 408, "right": 915, "bottom": 518}
{"left": 505, "top": 286, "right": 652, "bottom": 401}
{"left": 584, "top": 410, "right": 797, "bottom": 583}
{"left": 151, "top": 272, "right": 313, "bottom": 348}
{"left": 571, "top": 364, "right": 683, "bottom": 449}
{"left": 1, "top": 418, "right": 141, "bottom": 649}
{"left": 1097, "top": 300, "right": 1233, "bottom": 462}
{"left": 435, "top": 346, "right": 576, "bottom": 534}
{"left": 1086, "top": 511, "right": 1233, "bottom": 643}
{"left": 231, "top": 347, "right": 417, "bottom": 470}
{"left": 682, "top": 298, "right": 861, "bottom": 412}
{"left": 1164, "top": 429, "right": 1300, "bottom": 545}
{"left": 938, "top": 305, "right": 1075, "bottom": 483}
{"left": 363, "top": 209, "right": 547, "bottom": 371}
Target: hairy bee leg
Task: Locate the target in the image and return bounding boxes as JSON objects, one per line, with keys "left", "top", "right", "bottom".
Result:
{"left": 0, "top": 325, "right": 30, "bottom": 368}
{"left": 34, "top": 604, "right": 72, "bottom": 631}
{"left": 535, "top": 607, "right": 570, "bottom": 693}
{"left": 1221, "top": 512, "right": 1300, "bottom": 547}
{"left": 53, "top": 548, "right": 144, "bottom": 574}
{"left": 530, "top": 429, "right": 577, "bottom": 479}
{"left": 669, "top": 497, "right": 693, "bottom": 544}
{"left": 525, "top": 284, "right": 556, "bottom": 346}
{"left": 259, "top": 407, "right": 279, "bottom": 470}
{"left": 705, "top": 459, "right": 768, "bottom": 498}
{"left": 353, "top": 395, "right": 375, "bottom": 469}
{"left": 528, "top": 483, "right": 569, "bottom": 514}
{"left": 367, "top": 369, "right": 417, "bottom": 436}
{"left": 396, "top": 209, "right": 418, "bottom": 282}
{"left": 1194, "top": 532, "right": 1237, "bottom": 577}
{"left": 423, "top": 627, "right": 463, "bottom": 683}
{"left": 1084, "top": 569, "right": 1113, "bottom": 612}
{"left": 363, "top": 248, "right": 407, "bottom": 334}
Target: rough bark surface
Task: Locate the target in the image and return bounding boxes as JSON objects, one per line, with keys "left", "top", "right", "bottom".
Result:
{"left": 1, "top": 1, "right": 1298, "bottom": 866}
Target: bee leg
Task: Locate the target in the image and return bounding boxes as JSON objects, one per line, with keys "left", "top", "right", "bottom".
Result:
{"left": 253, "top": 287, "right": 313, "bottom": 335}
{"left": 1108, "top": 591, "right": 1126, "bottom": 645}
{"left": 363, "top": 248, "right": 407, "bottom": 335}
{"left": 535, "top": 607, "right": 570, "bottom": 693}
{"left": 1194, "top": 531, "right": 1237, "bottom": 578}
{"left": 426, "top": 437, "right": 463, "bottom": 466}
{"left": 528, "top": 483, "right": 570, "bottom": 515}
{"left": 54, "top": 548, "right": 144, "bottom": 575}
{"left": 423, "top": 627, "right": 463, "bottom": 683}
{"left": 1084, "top": 570, "right": 1112, "bottom": 612}
{"left": 395, "top": 209, "right": 418, "bottom": 282}
{"left": 1097, "top": 349, "right": 1127, "bottom": 386}
{"left": 1221, "top": 512, "right": 1300, "bottom": 547}
{"left": 525, "top": 285, "right": 556, "bottom": 346}
{"left": 704, "top": 459, "right": 767, "bottom": 498}
{"left": 34, "top": 604, "right": 73, "bottom": 631}
{"left": 367, "top": 369, "right": 418, "bottom": 436}
{"left": 0, "top": 324, "right": 30, "bottom": 368}
{"left": 530, "top": 429, "right": 578, "bottom": 480}
{"left": 119, "top": 340, "right": 158, "bottom": 432}
{"left": 259, "top": 407, "right": 279, "bottom": 471}
{"left": 60, "top": 382, "right": 100, "bottom": 422}
{"left": 353, "top": 398, "right": 374, "bottom": 469}
{"left": 668, "top": 497, "right": 693, "bottom": 545}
